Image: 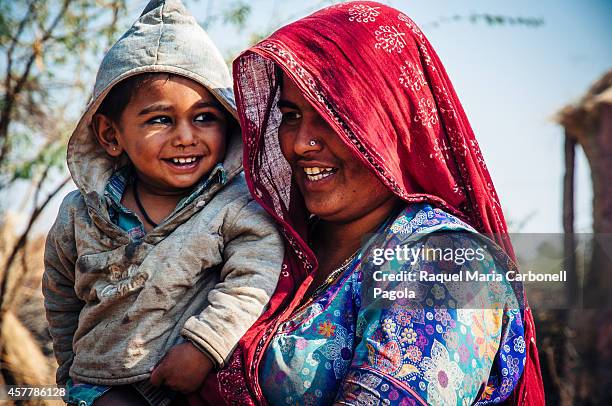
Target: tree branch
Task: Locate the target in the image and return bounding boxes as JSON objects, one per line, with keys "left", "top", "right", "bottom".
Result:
{"left": 33, "top": 162, "right": 51, "bottom": 206}
{"left": 4, "top": 1, "right": 37, "bottom": 93}
{"left": 0, "top": 0, "right": 74, "bottom": 165}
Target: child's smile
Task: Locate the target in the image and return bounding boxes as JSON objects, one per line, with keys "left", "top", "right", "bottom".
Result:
{"left": 162, "top": 155, "right": 204, "bottom": 172}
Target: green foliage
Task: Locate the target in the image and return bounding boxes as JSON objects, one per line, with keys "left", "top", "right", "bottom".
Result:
{"left": 0, "top": 9, "right": 10, "bottom": 40}
{"left": 472, "top": 13, "right": 544, "bottom": 27}
{"left": 426, "top": 13, "right": 544, "bottom": 29}
{"left": 0, "top": 0, "right": 130, "bottom": 190}
{"left": 248, "top": 31, "right": 270, "bottom": 46}
{"left": 9, "top": 140, "right": 66, "bottom": 181}
{"left": 199, "top": 0, "right": 252, "bottom": 31}
{"left": 223, "top": 1, "right": 251, "bottom": 31}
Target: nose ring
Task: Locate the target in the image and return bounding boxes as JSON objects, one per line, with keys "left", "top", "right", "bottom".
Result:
{"left": 309, "top": 140, "right": 317, "bottom": 147}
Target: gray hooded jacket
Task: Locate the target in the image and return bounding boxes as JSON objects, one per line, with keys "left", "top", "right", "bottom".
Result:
{"left": 42, "top": 0, "right": 283, "bottom": 386}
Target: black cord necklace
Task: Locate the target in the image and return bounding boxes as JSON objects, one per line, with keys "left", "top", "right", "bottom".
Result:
{"left": 132, "top": 178, "right": 158, "bottom": 228}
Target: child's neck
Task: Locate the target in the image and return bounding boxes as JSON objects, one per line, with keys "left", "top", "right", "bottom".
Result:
{"left": 122, "top": 176, "right": 193, "bottom": 233}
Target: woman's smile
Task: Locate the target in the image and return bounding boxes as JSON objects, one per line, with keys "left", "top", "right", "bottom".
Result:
{"left": 297, "top": 161, "right": 340, "bottom": 191}
{"left": 302, "top": 166, "right": 337, "bottom": 182}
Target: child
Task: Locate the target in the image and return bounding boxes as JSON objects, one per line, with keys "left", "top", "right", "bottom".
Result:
{"left": 42, "top": 0, "right": 283, "bottom": 404}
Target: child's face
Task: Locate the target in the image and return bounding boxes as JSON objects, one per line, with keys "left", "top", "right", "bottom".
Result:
{"left": 97, "top": 76, "right": 228, "bottom": 194}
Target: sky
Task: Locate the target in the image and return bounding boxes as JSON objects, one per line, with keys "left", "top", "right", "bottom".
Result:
{"left": 5, "top": 0, "right": 612, "bottom": 235}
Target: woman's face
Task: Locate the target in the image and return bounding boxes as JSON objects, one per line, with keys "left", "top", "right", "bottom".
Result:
{"left": 277, "top": 73, "right": 397, "bottom": 223}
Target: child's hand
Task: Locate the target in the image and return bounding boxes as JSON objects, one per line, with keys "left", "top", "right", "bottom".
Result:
{"left": 149, "top": 342, "right": 213, "bottom": 393}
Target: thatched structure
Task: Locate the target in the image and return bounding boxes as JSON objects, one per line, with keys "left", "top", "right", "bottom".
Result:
{"left": 558, "top": 71, "right": 612, "bottom": 141}
{"left": 555, "top": 70, "right": 612, "bottom": 405}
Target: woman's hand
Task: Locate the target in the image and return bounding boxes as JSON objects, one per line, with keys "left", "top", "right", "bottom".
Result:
{"left": 149, "top": 342, "right": 213, "bottom": 393}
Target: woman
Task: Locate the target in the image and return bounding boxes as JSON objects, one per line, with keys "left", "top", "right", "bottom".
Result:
{"left": 197, "top": 2, "right": 544, "bottom": 404}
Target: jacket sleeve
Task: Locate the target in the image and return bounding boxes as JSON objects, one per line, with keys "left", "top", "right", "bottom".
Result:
{"left": 42, "top": 191, "right": 85, "bottom": 385}
{"left": 181, "top": 199, "right": 284, "bottom": 368}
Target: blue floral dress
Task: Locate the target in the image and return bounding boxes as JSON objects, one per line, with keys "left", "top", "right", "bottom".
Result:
{"left": 260, "top": 204, "right": 526, "bottom": 405}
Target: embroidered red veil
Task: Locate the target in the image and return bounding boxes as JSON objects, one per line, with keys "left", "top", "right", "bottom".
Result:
{"left": 195, "top": 2, "right": 544, "bottom": 404}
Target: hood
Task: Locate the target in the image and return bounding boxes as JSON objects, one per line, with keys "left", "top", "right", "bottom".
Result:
{"left": 67, "top": 0, "right": 241, "bottom": 196}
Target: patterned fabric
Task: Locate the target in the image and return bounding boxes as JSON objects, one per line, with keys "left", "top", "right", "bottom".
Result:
{"left": 203, "top": 1, "right": 544, "bottom": 404}
{"left": 105, "top": 166, "right": 145, "bottom": 240}
{"left": 259, "top": 204, "right": 526, "bottom": 405}
{"left": 104, "top": 163, "right": 226, "bottom": 240}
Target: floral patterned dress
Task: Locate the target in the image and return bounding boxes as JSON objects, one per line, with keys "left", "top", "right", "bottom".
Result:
{"left": 260, "top": 204, "right": 526, "bottom": 405}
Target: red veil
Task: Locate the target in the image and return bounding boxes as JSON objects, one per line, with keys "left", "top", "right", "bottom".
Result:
{"left": 197, "top": 2, "right": 544, "bottom": 404}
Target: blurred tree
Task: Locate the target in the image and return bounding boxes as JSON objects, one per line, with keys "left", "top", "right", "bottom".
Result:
{"left": 0, "top": 0, "right": 128, "bottom": 182}
{"left": 200, "top": 0, "right": 251, "bottom": 31}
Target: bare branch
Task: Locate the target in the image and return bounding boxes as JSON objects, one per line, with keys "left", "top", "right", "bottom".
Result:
{"left": 0, "top": 0, "right": 74, "bottom": 164}
{"left": 33, "top": 163, "right": 51, "bottom": 206}
{"left": 4, "top": 1, "right": 38, "bottom": 95}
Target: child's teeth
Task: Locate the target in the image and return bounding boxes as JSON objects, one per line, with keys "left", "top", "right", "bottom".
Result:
{"left": 172, "top": 157, "right": 197, "bottom": 164}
